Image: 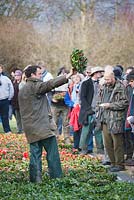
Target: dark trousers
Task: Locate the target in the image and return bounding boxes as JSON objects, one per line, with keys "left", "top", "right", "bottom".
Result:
{"left": 15, "top": 109, "right": 23, "bottom": 133}
{"left": 0, "top": 99, "right": 11, "bottom": 133}
{"left": 123, "top": 131, "right": 134, "bottom": 159}
{"left": 79, "top": 115, "right": 93, "bottom": 151}
{"left": 29, "top": 136, "right": 62, "bottom": 183}
{"left": 88, "top": 130, "right": 93, "bottom": 151}
{"left": 73, "top": 129, "right": 81, "bottom": 149}
{"left": 57, "top": 115, "right": 62, "bottom": 135}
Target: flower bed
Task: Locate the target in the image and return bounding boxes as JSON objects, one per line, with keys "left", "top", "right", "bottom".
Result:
{"left": 0, "top": 134, "right": 134, "bottom": 199}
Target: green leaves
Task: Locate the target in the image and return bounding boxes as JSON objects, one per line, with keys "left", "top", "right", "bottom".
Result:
{"left": 1, "top": 166, "right": 134, "bottom": 200}
{"left": 1, "top": 134, "right": 134, "bottom": 199}
{"left": 70, "top": 48, "right": 88, "bottom": 73}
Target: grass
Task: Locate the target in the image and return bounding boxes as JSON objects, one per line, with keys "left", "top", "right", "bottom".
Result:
{"left": 0, "top": 117, "right": 17, "bottom": 133}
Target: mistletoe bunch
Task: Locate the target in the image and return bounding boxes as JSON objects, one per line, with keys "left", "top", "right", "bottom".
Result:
{"left": 70, "top": 48, "right": 88, "bottom": 73}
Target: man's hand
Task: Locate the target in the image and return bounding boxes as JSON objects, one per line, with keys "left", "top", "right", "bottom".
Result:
{"left": 66, "top": 68, "right": 76, "bottom": 79}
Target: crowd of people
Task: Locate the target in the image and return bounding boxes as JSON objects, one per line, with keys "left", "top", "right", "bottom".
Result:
{"left": 0, "top": 62, "right": 134, "bottom": 182}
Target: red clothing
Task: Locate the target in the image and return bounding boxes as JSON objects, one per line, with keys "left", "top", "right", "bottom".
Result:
{"left": 70, "top": 104, "right": 82, "bottom": 131}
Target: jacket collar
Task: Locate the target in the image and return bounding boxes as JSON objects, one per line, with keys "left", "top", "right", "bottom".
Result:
{"left": 27, "top": 77, "right": 42, "bottom": 82}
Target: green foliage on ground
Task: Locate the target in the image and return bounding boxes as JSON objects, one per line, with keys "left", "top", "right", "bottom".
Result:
{"left": 0, "top": 117, "right": 17, "bottom": 133}
{"left": 1, "top": 121, "right": 134, "bottom": 200}
{"left": 0, "top": 156, "right": 134, "bottom": 200}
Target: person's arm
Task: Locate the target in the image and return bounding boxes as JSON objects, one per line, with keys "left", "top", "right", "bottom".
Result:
{"left": 101, "top": 87, "right": 129, "bottom": 111}
{"left": 8, "top": 78, "right": 14, "bottom": 100}
{"left": 35, "top": 69, "right": 73, "bottom": 95}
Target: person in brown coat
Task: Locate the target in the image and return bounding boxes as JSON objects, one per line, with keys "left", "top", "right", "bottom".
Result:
{"left": 18, "top": 65, "right": 73, "bottom": 183}
{"left": 97, "top": 70, "right": 128, "bottom": 172}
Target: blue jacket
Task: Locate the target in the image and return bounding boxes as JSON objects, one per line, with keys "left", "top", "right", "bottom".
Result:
{"left": 64, "top": 92, "right": 74, "bottom": 108}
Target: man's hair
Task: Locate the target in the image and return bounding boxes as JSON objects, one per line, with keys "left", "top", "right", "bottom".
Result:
{"left": 25, "top": 65, "right": 41, "bottom": 78}
{"left": 126, "top": 69, "right": 134, "bottom": 82}
{"left": 104, "top": 71, "right": 115, "bottom": 78}
{"left": 113, "top": 66, "right": 122, "bottom": 80}
{"left": 115, "top": 64, "right": 124, "bottom": 72}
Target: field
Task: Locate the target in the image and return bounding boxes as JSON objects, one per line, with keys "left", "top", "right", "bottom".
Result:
{"left": 0, "top": 120, "right": 134, "bottom": 200}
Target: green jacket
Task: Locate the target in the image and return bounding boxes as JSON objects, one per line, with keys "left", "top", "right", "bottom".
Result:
{"left": 97, "top": 80, "right": 129, "bottom": 134}
{"left": 18, "top": 75, "right": 68, "bottom": 143}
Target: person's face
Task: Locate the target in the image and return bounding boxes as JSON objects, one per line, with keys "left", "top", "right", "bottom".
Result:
{"left": 86, "top": 70, "right": 91, "bottom": 77}
{"left": 97, "top": 71, "right": 103, "bottom": 79}
{"left": 32, "top": 68, "right": 42, "bottom": 79}
{"left": 14, "top": 74, "right": 21, "bottom": 81}
{"left": 74, "top": 76, "right": 81, "bottom": 84}
{"left": 104, "top": 76, "right": 115, "bottom": 86}
{"left": 93, "top": 71, "right": 103, "bottom": 80}
{"left": 128, "top": 80, "right": 134, "bottom": 88}
{"left": 0, "top": 66, "right": 3, "bottom": 74}
{"left": 126, "top": 69, "right": 132, "bottom": 75}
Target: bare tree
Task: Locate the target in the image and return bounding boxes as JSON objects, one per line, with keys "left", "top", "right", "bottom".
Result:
{"left": 0, "top": 17, "right": 42, "bottom": 71}
{"left": 0, "top": 0, "right": 44, "bottom": 21}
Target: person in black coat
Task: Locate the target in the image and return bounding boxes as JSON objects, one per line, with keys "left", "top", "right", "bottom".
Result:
{"left": 78, "top": 77, "right": 94, "bottom": 154}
